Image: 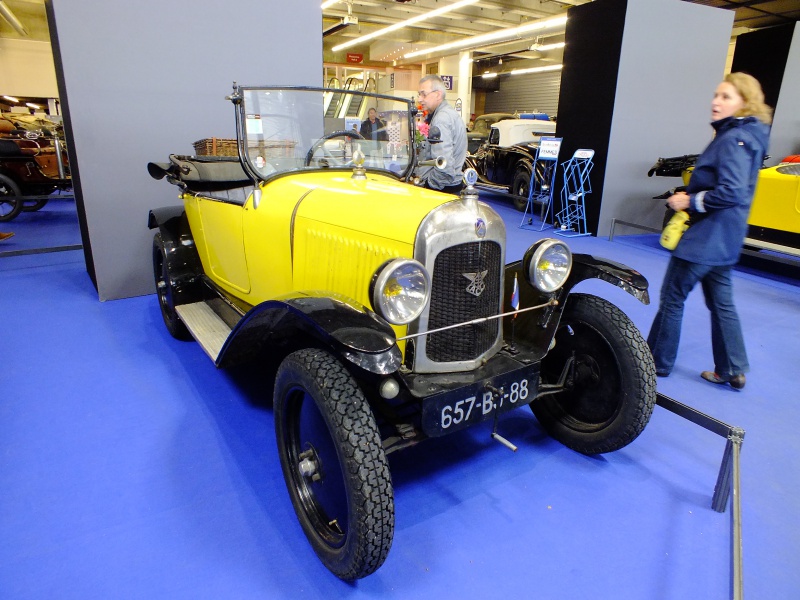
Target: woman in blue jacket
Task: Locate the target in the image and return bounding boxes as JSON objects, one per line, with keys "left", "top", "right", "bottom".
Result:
{"left": 647, "top": 72, "right": 772, "bottom": 389}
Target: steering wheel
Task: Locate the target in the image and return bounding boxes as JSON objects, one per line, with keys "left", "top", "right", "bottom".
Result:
{"left": 305, "top": 130, "right": 365, "bottom": 167}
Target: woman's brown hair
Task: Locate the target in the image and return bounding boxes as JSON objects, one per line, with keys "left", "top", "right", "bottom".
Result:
{"left": 725, "top": 72, "right": 773, "bottom": 125}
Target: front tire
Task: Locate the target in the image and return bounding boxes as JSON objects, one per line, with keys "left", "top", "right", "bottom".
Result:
{"left": 533, "top": 293, "right": 656, "bottom": 454}
{"left": 274, "top": 349, "right": 394, "bottom": 580}
{"left": 0, "top": 174, "right": 23, "bottom": 222}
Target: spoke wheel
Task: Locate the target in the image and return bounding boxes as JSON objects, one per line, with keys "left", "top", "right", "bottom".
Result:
{"left": 533, "top": 293, "right": 656, "bottom": 454}
{"left": 0, "top": 174, "right": 23, "bottom": 222}
{"left": 274, "top": 349, "right": 393, "bottom": 580}
{"left": 152, "top": 233, "right": 191, "bottom": 340}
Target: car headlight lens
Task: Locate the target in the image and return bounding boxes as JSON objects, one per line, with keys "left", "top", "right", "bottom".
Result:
{"left": 371, "top": 259, "right": 431, "bottom": 325}
{"left": 524, "top": 239, "right": 572, "bottom": 293}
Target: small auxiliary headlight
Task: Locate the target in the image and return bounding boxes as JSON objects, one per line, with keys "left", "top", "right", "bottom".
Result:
{"left": 371, "top": 258, "right": 431, "bottom": 325}
{"left": 524, "top": 239, "right": 572, "bottom": 293}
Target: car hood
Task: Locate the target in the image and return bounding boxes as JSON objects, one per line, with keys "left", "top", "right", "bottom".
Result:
{"left": 292, "top": 171, "right": 459, "bottom": 244}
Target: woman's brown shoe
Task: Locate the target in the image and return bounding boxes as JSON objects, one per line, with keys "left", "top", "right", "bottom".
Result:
{"left": 701, "top": 371, "right": 746, "bottom": 389}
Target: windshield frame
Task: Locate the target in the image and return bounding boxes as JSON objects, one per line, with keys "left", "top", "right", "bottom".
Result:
{"left": 232, "top": 85, "right": 419, "bottom": 184}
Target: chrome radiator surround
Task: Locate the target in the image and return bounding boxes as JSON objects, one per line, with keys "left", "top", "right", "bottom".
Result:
{"left": 409, "top": 199, "right": 506, "bottom": 374}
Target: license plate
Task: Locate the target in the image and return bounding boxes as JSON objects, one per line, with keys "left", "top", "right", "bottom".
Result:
{"left": 420, "top": 364, "right": 539, "bottom": 437}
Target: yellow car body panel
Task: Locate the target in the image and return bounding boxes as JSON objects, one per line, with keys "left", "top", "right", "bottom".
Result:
{"left": 748, "top": 165, "right": 800, "bottom": 234}
{"left": 184, "top": 171, "right": 457, "bottom": 318}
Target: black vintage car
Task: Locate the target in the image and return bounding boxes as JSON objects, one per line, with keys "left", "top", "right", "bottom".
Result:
{"left": 466, "top": 117, "right": 557, "bottom": 211}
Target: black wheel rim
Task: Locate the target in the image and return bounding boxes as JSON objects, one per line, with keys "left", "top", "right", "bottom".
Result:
{"left": 155, "top": 248, "right": 177, "bottom": 321}
{"left": 283, "top": 386, "right": 349, "bottom": 549}
{"left": 541, "top": 320, "right": 623, "bottom": 431}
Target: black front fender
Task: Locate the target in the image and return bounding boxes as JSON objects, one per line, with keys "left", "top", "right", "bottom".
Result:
{"left": 565, "top": 254, "right": 650, "bottom": 304}
{"left": 502, "top": 253, "right": 649, "bottom": 361}
{"left": 217, "top": 292, "right": 402, "bottom": 375}
{"left": 147, "top": 206, "right": 204, "bottom": 305}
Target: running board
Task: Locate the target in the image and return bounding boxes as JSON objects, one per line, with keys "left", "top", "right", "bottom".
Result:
{"left": 175, "top": 302, "right": 232, "bottom": 362}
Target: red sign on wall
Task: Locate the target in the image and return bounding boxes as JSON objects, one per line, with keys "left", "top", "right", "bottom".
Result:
{"left": 346, "top": 53, "right": 363, "bottom": 64}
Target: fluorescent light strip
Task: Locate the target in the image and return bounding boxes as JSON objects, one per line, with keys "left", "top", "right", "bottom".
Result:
{"left": 533, "top": 42, "right": 565, "bottom": 51}
{"left": 3, "top": 95, "right": 20, "bottom": 102}
{"left": 509, "top": 64, "right": 563, "bottom": 76}
{"left": 332, "top": 0, "right": 480, "bottom": 52}
{"left": 321, "top": 1, "right": 339, "bottom": 8}
{"left": 404, "top": 15, "right": 567, "bottom": 59}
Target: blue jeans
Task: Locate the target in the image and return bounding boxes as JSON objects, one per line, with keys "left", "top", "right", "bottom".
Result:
{"left": 647, "top": 257, "right": 748, "bottom": 378}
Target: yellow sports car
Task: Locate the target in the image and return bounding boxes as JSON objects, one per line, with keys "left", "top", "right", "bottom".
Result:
{"left": 148, "top": 85, "right": 656, "bottom": 580}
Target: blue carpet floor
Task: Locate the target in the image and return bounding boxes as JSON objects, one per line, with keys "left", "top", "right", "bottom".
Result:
{"left": 0, "top": 193, "right": 81, "bottom": 255}
{"left": 1, "top": 192, "right": 798, "bottom": 599}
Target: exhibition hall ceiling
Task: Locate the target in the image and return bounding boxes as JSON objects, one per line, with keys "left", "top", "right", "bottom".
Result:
{"left": 0, "top": 0, "right": 799, "bottom": 66}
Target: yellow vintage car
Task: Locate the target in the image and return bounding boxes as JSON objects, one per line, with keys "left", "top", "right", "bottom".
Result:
{"left": 148, "top": 85, "right": 656, "bottom": 580}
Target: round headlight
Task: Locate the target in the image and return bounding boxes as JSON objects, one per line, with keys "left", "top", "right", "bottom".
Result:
{"left": 525, "top": 239, "right": 572, "bottom": 293}
{"left": 371, "top": 259, "right": 431, "bottom": 325}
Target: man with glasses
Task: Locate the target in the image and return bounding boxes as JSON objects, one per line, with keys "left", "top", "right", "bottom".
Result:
{"left": 416, "top": 75, "right": 467, "bottom": 195}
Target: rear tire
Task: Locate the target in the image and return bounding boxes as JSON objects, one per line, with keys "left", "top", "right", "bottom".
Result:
{"left": 274, "top": 349, "right": 394, "bottom": 580}
{"left": 511, "top": 168, "right": 531, "bottom": 211}
{"left": 532, "top": 293, "right": 656, "bottom": 454}
{"left": 0, "top": 174, "right": 23, "bottom": 222}
{"left": 152, "top": 233, "right": 191, "bottom": 340}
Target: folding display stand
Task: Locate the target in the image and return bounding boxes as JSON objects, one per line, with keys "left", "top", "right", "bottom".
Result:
{"left": 656, "top": 392, "right": 746, "bottom": 600}
{"left": 520, "top": 137, "right": 562, "bottom": 231}
{"left": 554, "top": 149, "right": 594, "bottom": 237}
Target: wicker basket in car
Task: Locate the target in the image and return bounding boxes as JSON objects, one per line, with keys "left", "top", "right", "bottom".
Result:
{"left": 193, "top": 137, "right": 238, "bottom": 156}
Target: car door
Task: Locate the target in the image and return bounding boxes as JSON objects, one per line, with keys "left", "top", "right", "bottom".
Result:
{"left": 196, "top": 195, "right": 251, "bottom": 293}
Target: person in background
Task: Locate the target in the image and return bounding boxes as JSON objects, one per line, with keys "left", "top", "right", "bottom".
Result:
{"left": 359, "top": 108, "right": 388, "bottom": 142}
{"left": 647, "top": 72, "right": 772, "bottom": 390}
{"left": 415, "top": 75, "right": 467, "bottom": 195}
{"left": 0, "top": 231, "right": 14, "bottom": 241}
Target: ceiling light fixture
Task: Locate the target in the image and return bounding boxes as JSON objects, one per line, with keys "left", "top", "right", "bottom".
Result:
{"left": 321, "top": 1, "right": 339, "bottom": 9}
{"left": 531, "top": 41, "right": 565, "bottom": 52}
{"left": 3, "top": 95, "right": 20, "bottom": 102}
{"left": 482, "top": 73, "right": 498, "bottom": 79}
{"left": 26, "top": 102, "right": 40, "bottom": 109}
{"left": 332, "top": 0, "right": 480, "bottom": 52}
{"left": 0, "top": 1, "right": 28, "bottom": 36}
{"left": 509, "top": 64, "right": 563, "bottom": 76}
{"left": 404, "top": 14, "right": 567, "bottom": 59}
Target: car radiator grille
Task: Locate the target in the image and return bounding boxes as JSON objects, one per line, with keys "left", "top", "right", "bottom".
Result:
{"left": 426, "top": 241, "right": 502, "bottom": 362}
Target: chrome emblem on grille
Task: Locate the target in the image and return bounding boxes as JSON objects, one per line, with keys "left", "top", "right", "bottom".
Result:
{"left": 475, "top": 218, "right": 486, "bottom": 238}
{"left": 463, "top": 270, "right": 489, "bottom": 297}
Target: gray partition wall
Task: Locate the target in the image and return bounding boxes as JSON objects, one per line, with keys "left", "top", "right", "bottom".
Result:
{"left": 554, "top": 0, "right": 733, "bottom": 237}
{"left": 46, "top": 0, "right": 321, "bottom": 301}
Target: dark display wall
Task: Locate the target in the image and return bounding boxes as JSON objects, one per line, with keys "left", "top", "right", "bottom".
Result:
{"left": 732, "top": 22, "right": 800, "bottom": 166}
{"left": 553, "top": 0, "right": 733, "bottom": 237}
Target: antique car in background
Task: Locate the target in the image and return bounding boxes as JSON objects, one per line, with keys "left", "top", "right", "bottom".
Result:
{"left": 466, "top": 117, "right": 557, "bottom": 211}
{"left": 0, "top": 115, "right": 71, "bottom": 222}
{"left": 648, "top": 152, "right": 800, "bottom": 256}
{"left": 147, "top": 85, "right": 656, "bottom": 580}
{"left": 467, "top": 112, "right": 514, "bottom": 154}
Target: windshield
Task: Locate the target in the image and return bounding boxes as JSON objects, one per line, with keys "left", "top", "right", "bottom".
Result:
{"left": 238, "top": 86, "right": 416, "bottom": 181}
